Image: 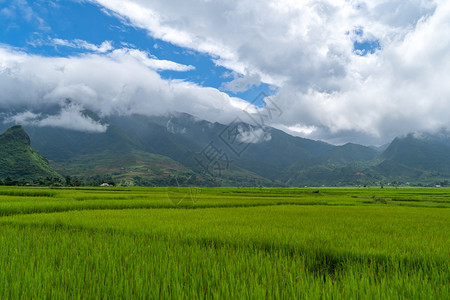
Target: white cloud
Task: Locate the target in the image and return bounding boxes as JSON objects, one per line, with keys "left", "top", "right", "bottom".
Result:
{"left": 87, "top": 0, "right": 448, "bottom": 144}
{"left": 4, "top": 111, "right": 40, "bottom": 125}
{"left": 221, "top": 72, "right": 261, "bottom": 93}
{"left": 38, "top": 104, "right": 108, "bottom": 133}
{"left": 47, "top": 38, "right": 194, "bottom": 71}
{"left": 108, "top": 48, "right": 195, "bottom": 71}
{"left": 166, "top": 119, "right": 186, "bottom": 134}
{"left": 4, "top": 105, "right": 109, "bottom": 133}
{"left": 0, "top": 45, "right": 248, "bottom": 131}
{"left": 237, "top": 127, "right": 272, "bottom": 144}
{"left": 2, "top": 0, "right": 449, "bottom": 144}
{"left": 51, "top": 38, "right": 114, "bottom": 53}
{"left": 282, "top": 124, "right": 318, "bottom": 136}
{"left": 1, "top": 0, "right": 50, "bottom": 30}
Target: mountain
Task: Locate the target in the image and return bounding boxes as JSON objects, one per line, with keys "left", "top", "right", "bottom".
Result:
{"left": 0, "top": 126, "right": 61, "bottom": 182}
{"left": 110, "top": 113, "right": 333, "bottom": 178}
{"left": 81, "top": 112, "right": 333, "bottom": 182}
{"left": 279, "top": 131, "right": 450, "bottom": 186}
{"left": 279, "top": 143, "right": 382, "bottom": 186}
{"left": 320, "top": 143, "right": 380, "bottom": 163}
{"left": 1, "top": 108, "right": 450, "bottom": 187}
{"left": 372, "top": 132, "right": 450, "bottom": 182}
{"left": 0, "top": 111, "right": 280, "bottom": 187}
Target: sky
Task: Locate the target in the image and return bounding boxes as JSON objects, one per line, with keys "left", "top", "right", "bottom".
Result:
{"left": 0, "top": 0, "right": 449, "bottom": 145}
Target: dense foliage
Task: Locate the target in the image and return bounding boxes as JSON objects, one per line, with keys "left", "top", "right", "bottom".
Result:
{"left": 0, "top": 126, "right": 61, "bottom": 182}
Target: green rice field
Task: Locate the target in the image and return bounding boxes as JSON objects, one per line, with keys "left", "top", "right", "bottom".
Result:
{"left": 0, "top": 186, "right": 448, "bottom": 298}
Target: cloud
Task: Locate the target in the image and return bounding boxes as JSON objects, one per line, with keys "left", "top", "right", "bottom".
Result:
{"left": 45, "top": 38, "right": 194, "bottom": 71}
{"left": 2, "top": 0, "right": 449, "bottom": 144}
{"left": 1, "top": 0, "right": 49, "bottom": 30}
{"left": 87, "top": 0, "right": 448, "bottom": 145}
{"left": 221, "top": 72, "right": 261, "bottom": 93}
{"left": 166, "top": 119, "right": 186, "bottom": 134}
{"left": 4, "top": 104, "right": 109, "bottom": 133}
{"left": 38, "top": 105, "right": 108, "bottom": 133}
{"left": 0, "top": 44, "right": 248, "bottom": 131}
{"left": 275, "top": 124, "right": 318, "bottom": 136}
{"left": 274, "top": 0, "right": 450, "bottom": 143}
{"left": 237, "top": 127, "right": 272, "bottom": 144}
{"left": 4, "top": 111, "right": 40, "bottom": 125}
{"left": 90, "top": 0, "right": 236, "bottom": 60}
{"left": 51, "top": 38, "right": 114, "bottom": 53}
{"left": 108, "top": 48, "right": 195, "bottom": 71}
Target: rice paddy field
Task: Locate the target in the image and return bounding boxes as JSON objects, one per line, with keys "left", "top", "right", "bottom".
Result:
{"left": 0, "top": 186, "right": 448, "bottom": 299}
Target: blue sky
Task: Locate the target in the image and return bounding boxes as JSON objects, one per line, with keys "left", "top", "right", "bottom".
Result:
{"left": 0, "top": 0, "right": 448, "bottom": 145}
{"left": 0, "top": 0, "right": 273, "bottom": 105}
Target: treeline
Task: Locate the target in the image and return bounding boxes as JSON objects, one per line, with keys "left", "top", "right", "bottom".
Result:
{"left": 0, "top": 175, "right": 116, "bottom": 187}
{"left": 130, "top": 174, "right": 283, "bottom": 187}
{"left": 130, "top": 174, "right": 221, "bottom": 187}
{"left": 1, "top": 174, "right": 449, "bottom": 188}
{"left": 0, "top": 174, "right": 215, "bottom": 187}
{"left": 0, "top": 174, "right": 222, "bottom": 187}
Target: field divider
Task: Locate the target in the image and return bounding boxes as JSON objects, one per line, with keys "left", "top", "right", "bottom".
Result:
{"left": 0, "top": 201, "right": 360, "bottom": 217}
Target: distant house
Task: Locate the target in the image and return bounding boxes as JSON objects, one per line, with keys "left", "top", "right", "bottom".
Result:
{"left": 100, "top": 183, "right": 112, "bottom": 187}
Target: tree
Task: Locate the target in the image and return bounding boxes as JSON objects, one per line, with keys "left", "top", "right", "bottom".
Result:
{"left": 65, "top": 176, "right": 72, "bottom": 187}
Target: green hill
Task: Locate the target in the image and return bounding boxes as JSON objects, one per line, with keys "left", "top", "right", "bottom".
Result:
{"left": 0, "top": 125, "right": 61, "bottom": 182}
{"left": 109, "top": 113, "right": 333, "bottom": 179}
{"left": 278, "top": 143, "right": 382, "bottom": 186}
{"left": 318, "top": 143, "right": 380, "bottom": 164}
{"left": 371, "top": 133, "right": 450, "bottom": 183}
{"left": 1, "top": 109, "right": 450, "bottom": 187}
{"left": 11, "top": 112, "right": 276, "bottom": 187}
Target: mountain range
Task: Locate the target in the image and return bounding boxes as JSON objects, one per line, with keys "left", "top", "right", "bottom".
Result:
{"left": 1, "top": 109, "right": 449, "bottom": 187}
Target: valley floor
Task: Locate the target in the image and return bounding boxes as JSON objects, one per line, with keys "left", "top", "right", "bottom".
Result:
{"left": 0, "top": 187, "right": 448, "bottom": 298}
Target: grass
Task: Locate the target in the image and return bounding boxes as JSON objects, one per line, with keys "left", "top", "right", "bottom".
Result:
{"left": 0, "top": 186, "right": 448, "bottom": 298}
